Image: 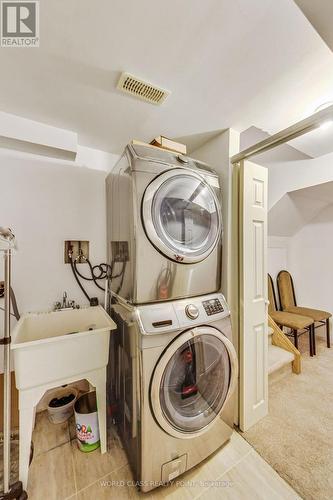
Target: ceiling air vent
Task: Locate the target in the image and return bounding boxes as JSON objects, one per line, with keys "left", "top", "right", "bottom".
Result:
{"left": 117, "top": 72, "right": 170, "bottom": 105}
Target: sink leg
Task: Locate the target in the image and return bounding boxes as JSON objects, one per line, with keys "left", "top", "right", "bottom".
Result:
{"left": 19, "top": 401, "right": 35, "bottom": 490}
{"left": 89, "top": 368, "right": 107, "bottom": 454}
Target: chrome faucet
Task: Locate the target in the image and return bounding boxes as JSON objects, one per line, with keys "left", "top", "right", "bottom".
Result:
{"left": 62, "top": 291, "right": 68, "bottom": 308}
{"left": 54, "top": 292, "right": 79, "bottom": 311}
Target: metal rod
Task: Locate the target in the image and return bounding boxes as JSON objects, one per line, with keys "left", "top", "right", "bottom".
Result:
{"left": 3, "top": 249, "right": 11, "bottom": 493}
{"left": 231, "top": 103, "right": 333, "bottom": 164}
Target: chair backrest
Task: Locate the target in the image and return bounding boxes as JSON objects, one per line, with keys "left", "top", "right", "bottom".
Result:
{"left": 267, "top": 274, "right": 278, "bottom": 314}
{"left": 277, "top": 270, "right": 297, "bottom": 310}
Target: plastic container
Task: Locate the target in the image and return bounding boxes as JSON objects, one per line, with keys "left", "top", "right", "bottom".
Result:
{"left": 74, "top": 391, "right": 100, "bottom": 452}
{"left": 47, "top": 387, "right": 78, "bottom": 424}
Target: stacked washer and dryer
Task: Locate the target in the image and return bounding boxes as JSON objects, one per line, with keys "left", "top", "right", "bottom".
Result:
{"left": 106, "top": 143, "right": 238, "bottom": 492}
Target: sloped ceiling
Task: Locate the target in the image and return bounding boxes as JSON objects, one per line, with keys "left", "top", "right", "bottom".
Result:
{"left": 269, "top": 181, "right": 333, "bottom": 236}
{"left": 294, "top": 0, "right": 333, "bottom": 52}
{"left": 241, "top": 126, "right": 311, "bottom": 163}
{"left": 0, "top": 0, "right": 333, "bottom": 154}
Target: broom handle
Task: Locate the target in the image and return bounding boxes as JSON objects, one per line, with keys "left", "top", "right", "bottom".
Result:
{"left": 3, "top": 249, "right": 11, "bottom": 494}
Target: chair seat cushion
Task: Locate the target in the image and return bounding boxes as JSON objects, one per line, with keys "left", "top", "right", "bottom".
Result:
{"left": 270, "top": 311, "right": 313, "bottom": 330}
{"left": 285, "top": 306, "right": 331, "bottom": 321}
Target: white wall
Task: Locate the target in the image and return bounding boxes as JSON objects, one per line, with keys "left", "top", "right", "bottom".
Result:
{"left": 267, "top": 207, "right": 333, "bottom": 340}
{"left": 0, "top": 149, "right": 109, "bottom": 343}
{"left": 267, "top": 237, "right": 289, "bottom": 309}
{"left": 287, "top": 204, "right": 333, "bottom": 315}
{"left": 268, "top": 237, "right": 289, "bottom": 281}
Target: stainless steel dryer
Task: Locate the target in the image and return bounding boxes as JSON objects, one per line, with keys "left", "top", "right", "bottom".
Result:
{"left": 110, "top": 293, "right": 238, "bottom": 492}
{"left": 106, "top": 143, "right": 223, "bottom": 304}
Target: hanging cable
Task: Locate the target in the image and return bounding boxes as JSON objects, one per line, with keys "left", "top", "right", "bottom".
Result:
{"left": 0, "top": 307, "right": 17, "bottom": 318}
{"left": 72, "top": 251, "right": 125, "bottom": 292}
{"left": 68, "top": 248, "right": 127, "bottom": 301}
{"left": 0, "top": 287, "right": 20, "bottom": 320}
{"left": 69, "top": 253, "right": 91, "bottom": 302}
{"left": 115, "top": 262, "right": 126, "bottom": 295}
{"left": 73, "top": 257, "right": 109, "bottom": 292}
{"left": 10, "top": 288, "right": 20, "bottom": 320}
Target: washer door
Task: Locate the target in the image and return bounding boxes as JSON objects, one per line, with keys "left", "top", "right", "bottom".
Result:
{"left": 142, "top": 169, "right": 221, "bottom": 263}
{"left": 150, "top": 326, "right": 237, "bottom": 438}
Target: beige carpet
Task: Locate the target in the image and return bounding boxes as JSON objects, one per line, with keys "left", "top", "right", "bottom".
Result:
{"left": 242, "top": 331, "right": 333, "bottom": 500}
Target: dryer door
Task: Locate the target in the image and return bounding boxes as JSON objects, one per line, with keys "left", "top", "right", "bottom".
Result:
{"left": 142, "top": 169, "right": 221, "bottom": 263}
{"left": 150, "top": 326, "right": 237, "bottom": 438}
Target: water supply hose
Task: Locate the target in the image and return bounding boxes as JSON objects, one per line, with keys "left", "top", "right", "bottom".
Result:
{"left": 69, "top": 254, "right": 91, "bottom": 302}
{"left": 68, "top": 249, "right": 127, "bottom": 300}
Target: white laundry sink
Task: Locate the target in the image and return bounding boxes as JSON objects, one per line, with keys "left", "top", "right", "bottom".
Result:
{"left": 11, "top": 306, "right": 116, "bottom": 390}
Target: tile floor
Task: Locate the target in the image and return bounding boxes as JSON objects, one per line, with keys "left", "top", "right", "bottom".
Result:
{"left": 24, "top": 411, "right": 300, "bottom": 500}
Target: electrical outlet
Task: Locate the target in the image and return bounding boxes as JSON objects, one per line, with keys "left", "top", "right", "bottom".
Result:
{"left": 64, "top": 241, "right": 89, "bottom": 264}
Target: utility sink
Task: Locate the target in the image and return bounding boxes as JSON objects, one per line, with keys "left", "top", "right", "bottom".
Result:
{"left": 12, "top": 305, "right": 116, "bottom": 489}
{"left": 12, "top": 305, "right": 116, "bottom": 390}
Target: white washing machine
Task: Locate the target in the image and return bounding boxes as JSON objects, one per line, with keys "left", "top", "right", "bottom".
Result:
{"left": 110, "top": 293, "right": 238, "bottom": 492}
{"left": 106, "top": 143, "right": 223, "bottom": 304}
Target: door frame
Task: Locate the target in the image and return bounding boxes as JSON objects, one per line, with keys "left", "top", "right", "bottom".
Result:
{"left": 237, "top": 160, "right": 268, "bottom": 431}
{"left": 230, "top": 108, "right": 330, "bottom": 430}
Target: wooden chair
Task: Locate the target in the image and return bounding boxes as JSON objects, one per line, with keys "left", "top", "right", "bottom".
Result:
{"left": 268, "top": 274, "right": 315, "bottom": 356}
{"left": 277, "top": 270, "right": 331, "bottom": 355}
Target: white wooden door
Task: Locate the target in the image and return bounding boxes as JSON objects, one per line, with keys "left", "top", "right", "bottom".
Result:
{"left": 239, "top": 160, "right": 268, "bottom": 431}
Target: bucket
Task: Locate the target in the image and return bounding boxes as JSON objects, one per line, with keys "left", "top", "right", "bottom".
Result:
{"left": 47, "top": 387, "right": 78, "bottom": 424}
{"left": 74, "top": 391, "right": 100, "bottom": 452}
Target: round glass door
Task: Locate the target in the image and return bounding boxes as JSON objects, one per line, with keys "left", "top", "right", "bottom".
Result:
{"left": 150, "top": 327, "right": 237, "bottom": 437}
{"left": 142, "top": 169, "right": 221, "bottom": 263}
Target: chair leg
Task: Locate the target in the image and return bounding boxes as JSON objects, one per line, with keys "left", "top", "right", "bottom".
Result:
{"left": 308, "top": 327, "right": 313, "bottom": 357}
{"left": 326, "top": 318, "right": 331, "bottom": 348}
{"left": 312, "top": 324, "right": 316, "bottom": 355}
{"left": 293, "top": 329, "right": 298, "bottom": 350}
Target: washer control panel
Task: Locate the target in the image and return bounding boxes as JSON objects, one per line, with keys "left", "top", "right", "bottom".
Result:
{"left": 137, "top": 293, "right": 229, "bottom": 334}
{"left": 202, "top": 298, "right": 224, "bottom": 316}
{"left": 185, "top": 304, "right": 199, "bottom": 320}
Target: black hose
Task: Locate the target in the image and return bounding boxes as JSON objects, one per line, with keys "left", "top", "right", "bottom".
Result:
{"left": 73, "top": 261, "right": 111, "bottom": 281}
{"left": 115, "top": 262, "right": 127, "bottom": 294}
{"left": 73, "top": 257, "right": 125, "bottom": 292}
{"left": 10, "top": 287, "right": 20, "bottom": 320}
{"left": 69, "top": 252, "right": 126, "bottom": 298}
{"left": 0, "top": 287, "right": 20, "bottom": 320}
{"left": 0, "top": 306, "right": 17, "bottom": 318}
{"left": 69, "top": 256, "right": 91, "bottom": 301}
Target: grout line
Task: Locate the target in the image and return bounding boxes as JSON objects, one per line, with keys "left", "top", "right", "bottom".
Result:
{"left": 70, "top": 440, "right": 79, "bottom": 497}
{"left": 210, "top": 449, "right": 299, "bottom": 500}
{"left": 33, "top": 438, "right": 71, "bottom": 458}
{"left": 193, "top": 448, "right": 253, "bottom": 500}
{"left": 67, "top": 418, "right": 72, "bottom": 443}
{"left": 74, "top": 462, "right": 128, "bottom": 497}
{"left": 64, "top": 494, "right": 77, "bottom": 500}
{"left": 33, "top": 413, "right": 72, "bottom": 457}
{"left": 243, "top": 448, "right": 300, "bottom": 494}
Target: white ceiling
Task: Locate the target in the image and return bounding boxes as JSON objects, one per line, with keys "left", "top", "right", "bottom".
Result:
{"left": 294, "top": 0, "right": 333, "bottom": 52}
{"left": 241, "top": 126, "right": 311, "bottom": 163}
{"left": 269, "top": 181, "right": 333, "bottom": 236}
{"left": 1, "top": 0, "right": 333, "bottom": 154}
{"left": 288, "top": 125, "right": 333, "bottom": 158}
